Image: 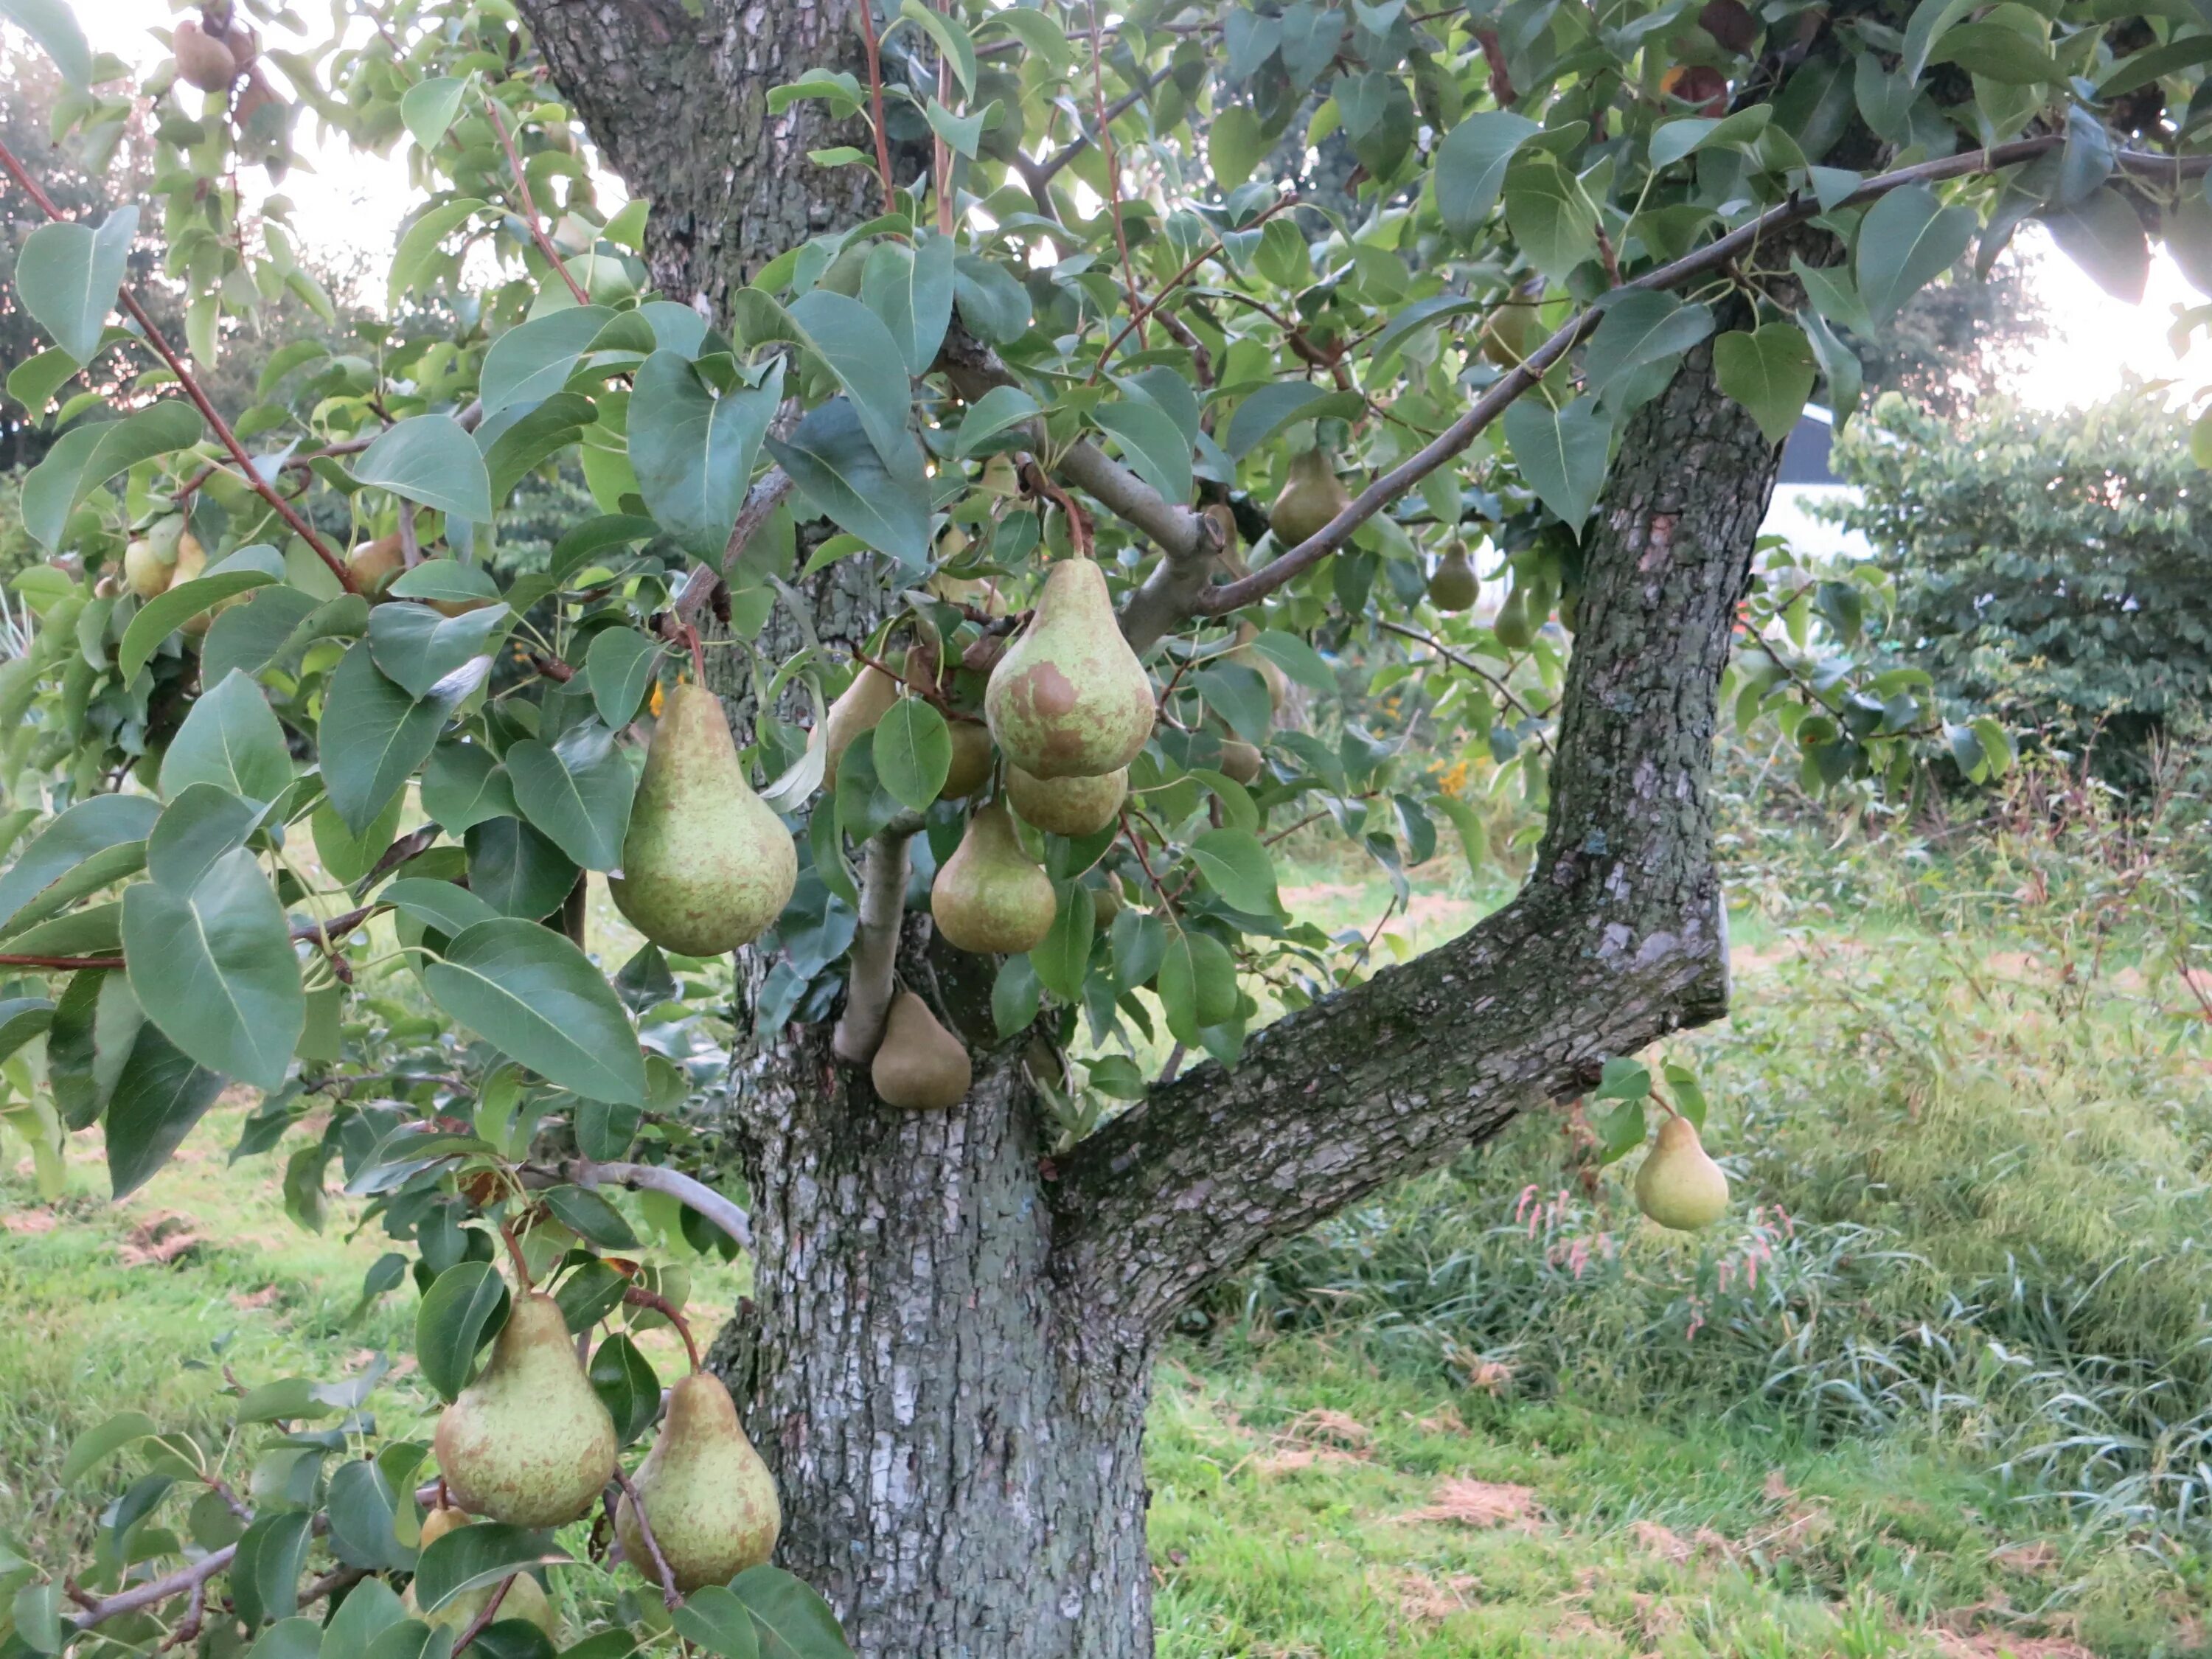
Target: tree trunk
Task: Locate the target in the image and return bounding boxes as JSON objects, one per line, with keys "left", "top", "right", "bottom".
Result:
{"left": 521, "top": 7, "right": 1796, "bottom": 1648}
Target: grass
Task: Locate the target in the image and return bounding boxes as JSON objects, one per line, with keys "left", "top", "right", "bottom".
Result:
{"left": 6, "top": 790, "right": 2212, "bottom": 1656}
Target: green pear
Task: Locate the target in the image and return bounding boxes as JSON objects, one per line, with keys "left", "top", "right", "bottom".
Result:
{"left": 403, "top": 1507, "right": 559, "bottom": 1639}
{"left": 931, "top": 799, "right": 1055, "bottom": 953}
{"left": 1267, "top": 448, "right": 1351, "bottom": 548}
{"left": 1492, "top": 583, "right": 1534, "bottom": 650}
{"left": 939, "top": 720, "right": 996, "bottom": 800}
{"left": 1635, "top": 1116, "right": 1730, "bottom": 1231}
{"left": 871, "top": 990, "right": 972, "bottom": 1109}
{"left": 611, "top": 684, "right": 797, "bottom": 956}
{"left": 984, "top": 558, "right": 1154, "bottom": 780}
{"left": 615, "top": 1372, "right": 780, "bottom": 1592}
{"left": 1004, "top": 764, "right": 1125, "bottom": 838}
{"left": 1428, "top": 544, "right": 1478, "bottom": 612}
{"left": 434, "top": 1293, "right": 618, "bottom": 1527}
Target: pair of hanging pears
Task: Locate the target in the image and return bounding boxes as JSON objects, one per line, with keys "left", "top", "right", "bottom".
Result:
{"left": 433, "top": 1293, "right": 781, "bottom": 1590}
{"left": 611, "top": 684, "right": 798, "bottom": 957}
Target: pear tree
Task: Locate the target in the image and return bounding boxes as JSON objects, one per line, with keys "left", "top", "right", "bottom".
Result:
{"left": 0, "top": 0, "right": 2204, "bottom": 1653}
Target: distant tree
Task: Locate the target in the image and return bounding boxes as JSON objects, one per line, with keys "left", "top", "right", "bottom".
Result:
{"left": 1833, "top": 389, "right": 2212, "bottom": 780}
{"left": 1856, "top": 249, "right": 2050, "bottom": 422}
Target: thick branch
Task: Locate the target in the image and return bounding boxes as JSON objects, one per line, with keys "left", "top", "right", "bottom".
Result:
{"left": 831, "top": 818, "right": 922, "bottom": 1065}
{"left": 570, "top": 1158, "right": 754, "bottom": 1251}
{"left": 1051, "top": 333, "right": 1773, "bottom": 1330}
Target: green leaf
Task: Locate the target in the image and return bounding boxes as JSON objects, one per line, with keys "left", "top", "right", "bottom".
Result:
{"left": 586, "top": 627, "right": 664, "bottom": 729}
{"left": 1029, "top": 877, "right": 1095, "bottom": 1001}
{"left": 326, "top": 1458, "right": 411, "bottom": 1571}
{"left": 400, "top": 76, "right": 468, "bottom": 151}
{"left": 860, "top": 233, "right": 956, "bottom": 378}
{"left": 1092, "top": 397, "right": 1193, "bottom": 507}
{"left": 1222, "top": 383, "right": 1366, "bottom": 460}
{"left": 1500, "top": 395, "right": 1611, "bottom": 535}
{"left": 951, "top": 254, "right": 1032, "bottom": 345}
{"left": 1899, "top": 0, "right": 1976, "bottom": 80}
{"left": 588, "top": 1334, "right": 660, "bottom": 1447}
{"left": 1582, "top": 293, "right": 1714, "bottom": 401}
{"left": 541, "top": 1183, "right": 641, "bottom": 1248}
{"left": 150, "top": 783, "right": 267, "bottom": 892}
{"left": 322, "top": 1578, "right": 408, "bottom": 1659}
{"left": 480, "top": 307, "right": 616, "bottom": 414}
{"left": 787, "top": 289, "right": 919, "bottom": 471}
{"left": 103, "top": 1021, "right": 224, "bottom": 1197}
{"left": 1247, "top": 630, "right": 1334, "bottom": 692}
{"left": 60, "top": 1410, "right": 161, "bottom": 1484}
{"left": 483, "top": 392, "right": 599, "bottom": 504}
{"left": 872, "top": 698, "right": 951, "bottom": 810}
{"left": 389, "top": 560, "right": 502, "bottom": 607}
{"left": 765, "top": 398, "right": 931, "bottom": 569}
{"left": 355, "top": 415, "right": 495, "bottom": 523}
{"left": 0, "top": 793, "right": 158, "bottom": 933}
{"left": 14, "top": 205, "right": 136, "bottom": 364}
{"left": 1928, "top": 20, "right": 2058, "bottom": 83}
{"left": 1799, "top": 308, "right": 1863, "bottom": 428}
{"left": 367, "top": 600, "right": 515, "bottom": 700}
{"left": 630, "top": 350, "right": 781, "bottom": 557}
{"left": 389, "top": 198, "right": 484, "bottom": 309}
{"left": 8, "top": 344, "right": 83, "bottom": 418}
{"left": 423, "top": 918, "right": 647, "bottom": 1104}
{"left": 250, "top": 1618, "right": 325, "bottom": 1659}
{"left": 1156, "top": 927, "right": 1237, "bottom": 1046}
{"left": 415, "top": 1260, "right": 512, "bottom": 1403}
{"left": 383, "top": 878, "right": 501, "bottom": 938}
{"left": 465, "top": 818, "right": 579, "bottom": 918}
{"left": 1210, "top": 105, "right": 1266, "bottom": 190}
{"left": 0, "top": 995, "right": 52, "bottom": 1068}
{"left": 1503, "top": 153, "right": 1599, "bottom": 283}
{"left": 321, "top": 641, "right": 454, "bottom": 835}
{"left": 991, "top": 952, "right": 1041, "bottom": 1037}
{"left": 118, "top": 549, "right": 285, "bottom": 681}
{"left": 897, "top": 0, "right": 975, "bottom": 93}
{"left": 122, "top": 846, "right": 304, "bottom": 1091}
{"left": 423, "top": 742, "right": 520, "bottom": 833}
{"left": 49, "top": 970, "right": 143, "bottom": 1131}
{"left": 411, "top": 1523, "right": 568, "bottom": 1615}
{"left": 21, "top": 400, "right": 204, "bottom": 548}
{"left": 159, "top": 669, "right": 294, "bottom": 804}
{"left": 507, "top": 723, "right": 635, "bottom": 872}
{"left": 1188, "top": 829, "right": 1279, "bottom": 914}
{"left": 673, "top": 1587, "right": 762, "bottom": 1659}
{"left": 1713, "top": 324, "right": 1816, "bottom": 445}
{"left": 2043, "top": 187, "right": 2151, "bottom": 305}
{"left": 1433, "top": 111, "right": 1540, "bottom": 238}
{"left": 952, "top": 384, "right": 1040, "bottom": 456}
{"left": 0, "top": 0, "right": 92, "bottom": 86}
{"left": 1854, "top": 184, "right": 1976, "bottom": 325}
{"left": 232, "top": 1511, "right": 315, "bottom": 1627}
{"left": 204, "top": 590, "right": 367, "bottom": 686}
{"left": 730, "top": 1565, "right": 855, "bottom": 1659}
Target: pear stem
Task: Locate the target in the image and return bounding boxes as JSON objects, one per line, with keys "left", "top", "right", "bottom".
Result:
{"left": 623, "top": 1286, "right": 701, "bottom": 1371}
{"left": 499, "top": 1225, "right": 535, "bottom": 1293}
{"left": 612, "top": 1468, "right": 684, "bottom": 1610}
{"left": 681, "top": 623, "right": 708, "bottom": 686}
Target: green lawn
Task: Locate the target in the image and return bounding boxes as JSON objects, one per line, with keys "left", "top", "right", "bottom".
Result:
{"left": 6, "top": 832, "right": 2211, "bottom": 1658}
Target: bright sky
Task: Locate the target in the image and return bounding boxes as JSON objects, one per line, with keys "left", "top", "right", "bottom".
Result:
{"left": 54, "top": 0, "right": 2208, "bottom": 411}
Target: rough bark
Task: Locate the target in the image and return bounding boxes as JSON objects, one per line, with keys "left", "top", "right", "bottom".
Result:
{"left": 517, "top": 7, "right": 1795, "bottom": 1649}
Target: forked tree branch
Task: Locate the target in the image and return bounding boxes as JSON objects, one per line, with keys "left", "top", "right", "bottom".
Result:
{"left": 1049, "top": 332, "right": 1773, "bottom": 1329}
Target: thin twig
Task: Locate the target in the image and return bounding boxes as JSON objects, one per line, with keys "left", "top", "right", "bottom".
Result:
{"left": 612, "top": 1469, "right": 682, "bottom": 1610}
{"left": 451, "top": 1574, "right": 514, "bottom": 1653}
{"left": 623, "top": 1286, "right": 700, "bottom": 1371}
{"left": 852, "top": 0, "right": 900, "bottom": 213}
{"left": 484, "top": 101, "right": 591, "bottom": 307}
{"left": 1090, "top": 194, "right": 1297, "bottom": 382}
{"left": 1088, "top": 0, "right": 1147, "bottom": 350}
{"left": 0, "top": 139, "right": 357, "bottom": 591}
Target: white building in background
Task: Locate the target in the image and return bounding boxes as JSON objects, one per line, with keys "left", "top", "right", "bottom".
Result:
{"left": 1761, "top": 406, "right": 1873, "bottom": 563}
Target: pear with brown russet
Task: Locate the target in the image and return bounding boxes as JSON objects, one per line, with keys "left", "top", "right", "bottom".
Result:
{"left": 434, "top": 1293, "right": 616, "bottom": 1527}
{"left": 870, "top": 991, "right": 972, "bottom": 1110}
{"left": 403, "top": 1506, "right": 558, "bottom": 1638}
{"left": 931, "top": 799, "right": 1055, "bottom": 954}
{"left": 614, "top": 1372, "right": 780, "bottom": 1593}
{"left": 1005, "top": 764, "right": 1125, "bottom": 838}
{"left": 1635, "top": 1115, "right": 1730, "bottom": 1231}
{"left": 611, "top": 684, "right": 797, "bottom": 956}
{"left": 984, "top": 558, "right": 1154, "bottom": 781}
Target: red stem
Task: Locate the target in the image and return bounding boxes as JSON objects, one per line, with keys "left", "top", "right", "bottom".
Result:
{"left": 484, "top": 100, "right": 593, "bottom": 307}
{"left": 623, "top": 1285, "right": 700, "bottom": 1371}
{"left": 852, "top": 0, "right": 900, "bottom": 215}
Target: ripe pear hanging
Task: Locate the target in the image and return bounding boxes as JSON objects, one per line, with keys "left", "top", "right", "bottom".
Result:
{"left": 1005, "top": 764, "right": 1126, "bottom": 838}
{"left": 1635, "top": 1116, "right": 1730, "bottom": 1231}
{"left": 939, "top": 720, "right": 996, "bottom": 800}
{"left": 615, "top": 1372, "right": 780, "bottom": 1593}
{"left": 403, "top": 1507, "right": 559, "bottom": 1638}
{"left": 870, "top": 990, "right": 972, "bottom": 1109}
{"left": 1428, "top": 544, "right": 1478, "bottom": 612}
{"left": 434, "top": 1293, "right": 618, "bottom": 1527}
{"left": 984, "top": 558, "right": 1154, "bottom": 780}
{"left": 821, "top": 662, "right": 902, "bottom": 788}
{"left": 611, "top": 684, "right": 797, "bottom": 956}
{"left": 931, "top": 799, "right": 1056, "bottom": 954}
{"left": 1268, "top": 449, "right": 1352, "bottom": 548}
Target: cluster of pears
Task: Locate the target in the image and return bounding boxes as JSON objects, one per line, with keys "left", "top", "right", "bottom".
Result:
{"left": 433, "top": 1291, "right": 782, "bottom": 1592}
{"left": 611, "top": 683, "right": 799, "bottom": 957}
{"left": 173, "top": 13, "right": 257, "bottom": 93}
{"left": 118, "top": 514, "right": 206, "bottom": 600}
{"left": 1634, "top": 1113, "right": 1730, "bottom": 1231}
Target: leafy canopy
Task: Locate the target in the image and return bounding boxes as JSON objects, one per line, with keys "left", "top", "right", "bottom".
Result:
{"left": 0, "top": 0, "right": 2206, "bottom": 1644}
